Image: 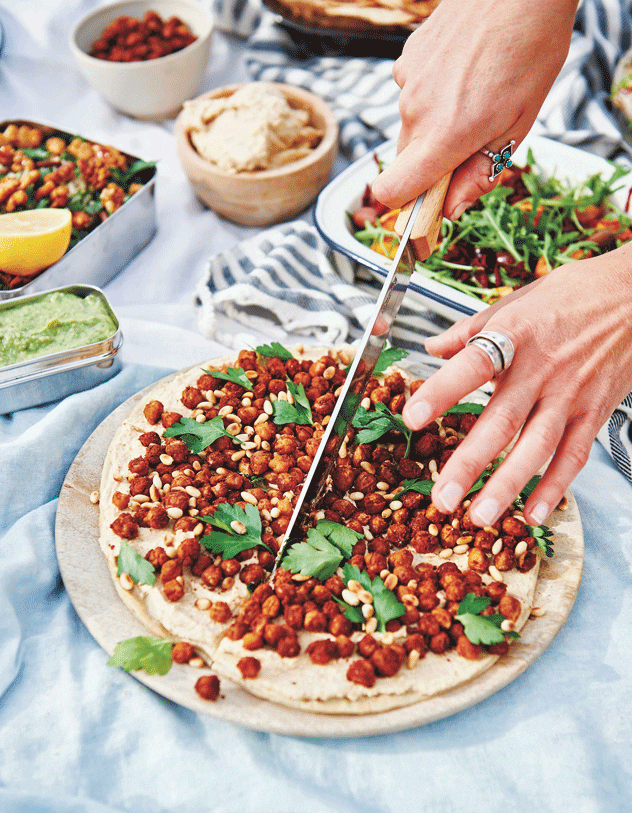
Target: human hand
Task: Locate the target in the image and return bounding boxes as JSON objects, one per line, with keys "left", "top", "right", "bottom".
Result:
{"left": 401, "top": 244, "right": 632, "bottom": 527}
{"left": 372, "top": 0, "right": 578, "bottom": 218}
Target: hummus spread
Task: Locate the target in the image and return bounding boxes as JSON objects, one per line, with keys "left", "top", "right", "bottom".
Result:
{"left": 0, "top": 291, "right": 117, "bottom": 366}
{"left": 182, "top": 83, "right": 324, "bottom": 173}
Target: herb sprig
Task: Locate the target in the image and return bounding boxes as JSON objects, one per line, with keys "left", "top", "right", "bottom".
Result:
{"left": 204, "top": 366, "right": 252, "bottom": 389}
{"left": 199, "top": 503, "right": 272, "bottom": 559}
{"left": 281, "top": 520, "right": 362, "bottom": 580}
{"left": 336, "top": 563, "right": 405, "bottom": 633}
{"left": 272, "top": 379, "right": 314, "bottom": 426}
{"left": 352, "top": 402, "right": 413, "bottom": 456}
{"left": 117, "top": 540, "right": 155, "bottom": 586}
{"left": 107, "top": 636, "right": 173, "bottom": 675}
{"left": 164, "top": 415, "right": 243, "bottom": 454}
{"left": 456, "top": 593, "right": 519, "bottom": 646}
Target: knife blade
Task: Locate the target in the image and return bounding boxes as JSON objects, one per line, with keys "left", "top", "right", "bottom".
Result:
{"left": 273, "top": 173, "right": 451, "bottom": 571}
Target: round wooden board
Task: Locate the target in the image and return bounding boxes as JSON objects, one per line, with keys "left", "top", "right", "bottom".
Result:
{"left": 55, "top": 374, "right": 584, "bottom": 737}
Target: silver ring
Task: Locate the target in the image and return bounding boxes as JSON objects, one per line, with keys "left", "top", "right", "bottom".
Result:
{"left": 480, "top": 140, "right": 516, "bottom": 182}
{"left": 466, "top": 330, "right": 515, "bottom": 377}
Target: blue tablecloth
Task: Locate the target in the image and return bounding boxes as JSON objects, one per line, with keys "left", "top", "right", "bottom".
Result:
{"left": 1, "top": 2, "right": 632, "bottom": 811}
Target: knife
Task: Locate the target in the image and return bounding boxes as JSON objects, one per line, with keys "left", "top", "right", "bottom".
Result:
{"left": 273, "top": 173, "right": 452, "bottom": 571}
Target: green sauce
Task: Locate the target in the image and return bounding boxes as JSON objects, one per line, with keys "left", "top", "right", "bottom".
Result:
{"left": 0, "top": 291, "right": 118, "bottom": 366}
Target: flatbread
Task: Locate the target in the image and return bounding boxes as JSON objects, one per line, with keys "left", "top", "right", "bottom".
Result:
{"left": 98, "top": 345, "right": 548, "bottom": 714}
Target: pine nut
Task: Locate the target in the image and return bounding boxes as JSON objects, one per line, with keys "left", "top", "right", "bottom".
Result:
{"left": 361, "top": 603, "right": 374, "bottom": 619}
{"left": 341, "top": 589, "right": 360, "bottom": 606}
{"left": 231, "top": 450, "right": 246, "bottom": 462}
{"left": 452, "top": 544, "right": 469, "bottom": 555}
{"left": 488, "top": 565, "right": 504, "bottom": 582}
{"left": 365, "top": 617, "right": 378, "bottom": 634}
{"left": 245, "top": 369, "right": 258, "bottom": 380}
{"left": 428, "top": 459, "right": 438, "bottom": 473}
{"left": 277, "top": 391, "right": 288, "bottom": 401}
{"left": 195, "top": 598, "right": 211, "bottom": 610}
{"left": 241, "top": 491, "right": 258, "bottom": 505}
{"left": 428, "top": 523, "right": 439, "bottom": 536}
{"left": 384, "top": 573, "right": 398, "bottom": 591}
{"left": 218, "top": 405, "right": 233, "bottom": 416}
{"left": 193, "top": 523, "right": 204, "bottom": 536}
{"left": 439, "top": 548, "right": 453, "bottom": 559}
{"left": 186, "top": 486, "right": 201, "bottom": 498}
{"left": 230, "top": 520, "right": 247, "bottom": 535}
{"left": 376, "top": 481, "right": 389, "bottom": 491}
{"left": 133, "top": 494, "right": 149, "bottom": 503}
{"left": 241, "top": 397, "right": 252, "bottom": 407}
{"left": 149, "top": 485, "right": 160, "bottom": 503}
{"left": 349, "top": 491, "right": 364, "bottom": 501}
{"left": 263, "top": 400, "right": 274, "bottom": 414}
{"left": 255, "top": 413, "right": 269, "bottom": 425}
{"left": 167, "top": 507, "right": 183, "bottom": 520}
{"left": 357, "top": 589, "right": 373, "bottom": 605}
{"left": 89, "top": 491, "right": 100, "bottom": 504}
{"left": 346, "top": 579, "right": 363, "bottom": 593}
{"left": 160, "top": 454, "right": 173, "bottom": 466}
{"left": 226, "top": 423, "right": 241, "bottom": 435}
{"left": 119, "top": 572, "right": 134, "bottom": 591}
{"left": 381, "top": 508, "right": 392, "bottom": 519}
{"left": 270, "top": 507, "right": 280, "bottom": 519}
{"left": 491, "top": 538, "right": 503, "bottom": 556}
{"left": 189, "top": 657, "right": 205, "bottom": 669}
{"left": 484, "top": 526, "right": 499, "bottom": 536}
{"left": 360, "top": 461, "right": 375, "bottom": 474}
{"left": 389, "top": 499, "right": 403, "bottom": 510}
{"left": 407, "top": 649, "right": 420, "bottom": 670}
{"left": 500, "top": 619, "right": 514, "bottom": 633}
{"left": 514, "top": 540, "right": 528, "bottom": 556}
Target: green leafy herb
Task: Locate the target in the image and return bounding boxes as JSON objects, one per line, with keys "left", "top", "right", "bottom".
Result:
{"left": 373, "top": 346, "right": 409, "bottom": 375}
{"left": 339, "top": 563, "right": 405, "bottom": 632}
{"left": 204, "top": 366, "right": 252, "bottom": 389}
{"left": 199, "top": 503, "right": 272, "bottom": 559}
{"left": 526, "top": 523, "right": 555, "bottom": 558}
{"left": 272, "top": 379, "right": 314, "bottom": 426}
{"left": 107, "top": 636, "right": 173, "bottom": 675}
{"left": 117, "top": 540, "right": 155, "bottom": 586}
{"left": 456, "top": 593, "right": 519, "bottom": 646}
{"left": 281, "top": 520, "right": 362, "bottom": 579}
{"left": 352, "top": 402, "right": 413, "bottom": 456}
{"left": 396, "top": 477, "right": 434, "bottom": 498}
{"left": 164, "top": 415, "right": 241, "bottom": 454}
{"left": 255, "top": 341, "right": 294, "bottom": 361}
{"left": 444, "top": 402, "right": 485, "bottom": 416}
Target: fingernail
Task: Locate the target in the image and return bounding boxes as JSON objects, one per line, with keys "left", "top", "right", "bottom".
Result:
{"left": 448, "top": 201, "right": 474, "bottom": 221}
{"left": 403, "top": 399, "right": 432, "bottom": 430}
{"left": 435, "top": 481, "right": 464, "bottom": 513}
{"left": 529, "top": 501, "right": 550, "bottom": 526}
{"left": 469, "top": 497, "right": 499, "bottom": 527}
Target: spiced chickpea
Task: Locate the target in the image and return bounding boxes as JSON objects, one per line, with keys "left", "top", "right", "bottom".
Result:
{"left": 237, "top": 656, "right": 261, "bottom": 679}
{"left": 195, "top": 675, "right": 220, "bottom": 701}
{"left": 347, "top": 659, "right": 376, "bottom": 688}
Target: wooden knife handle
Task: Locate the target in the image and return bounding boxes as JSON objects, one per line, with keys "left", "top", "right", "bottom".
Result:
{"left": 394, "top": 172, "right": 452, "bottom": 261}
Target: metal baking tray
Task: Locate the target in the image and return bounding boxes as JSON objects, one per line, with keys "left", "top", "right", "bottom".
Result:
{"left": 0, "top": 284, "right": 123, "bottom": 413}
{"left": 0, "top": 119, "right": 157, "bottom": 301}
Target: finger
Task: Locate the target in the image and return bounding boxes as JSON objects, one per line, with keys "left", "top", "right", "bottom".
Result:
{"left": 443, "top": 152, "right": 501, "bottom": 221}
{"left": 454, "top": 396, "right": 570, "bottom": 527}
{"left": 522, "top": 411, "right": 601, "bottom": 526}
{"left": 428, "top": 373, "right": 548, "bottom": 518}
{"left": 401, "top": 334, "right": 517, "bottom": 430}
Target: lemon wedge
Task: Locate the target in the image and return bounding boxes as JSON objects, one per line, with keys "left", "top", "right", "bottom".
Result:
{"left": 0, "top": 209, "right": 73, "bottom": 276}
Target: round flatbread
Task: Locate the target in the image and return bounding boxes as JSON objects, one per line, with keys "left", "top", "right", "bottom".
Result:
{"left": 98, "top": 344, "right": 556, "bottom": 714}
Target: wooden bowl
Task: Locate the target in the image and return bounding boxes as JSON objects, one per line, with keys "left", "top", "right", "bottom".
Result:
{"left": 174, "top": 83, "right": 339, "bottom": 227}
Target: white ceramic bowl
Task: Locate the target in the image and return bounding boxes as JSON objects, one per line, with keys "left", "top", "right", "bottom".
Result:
{"left": 175, "top": 83, "right": 339, "bottom": 227}
{"left": 69, "top": 0, "right": 213, "bottom": 121}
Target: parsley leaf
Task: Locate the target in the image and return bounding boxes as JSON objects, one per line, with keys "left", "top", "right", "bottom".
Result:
{"left": 397, "top": 477, "right": 434, "bottom": 498}
{"left": 526, "top": 523, "right": 554, "bottom": 558}
{"left": 373, "top": 346, "right": 409, "bottom": 375}
{"left": 340, "top": 563, "right": 405, "bottom": 632}
{"left": 272, "top": 379, "right": 314, "bottom": 426}
{"left": 164, "top": 415, "right": 241, "bottom": 454}
{"left": 117, "top": 540, "right": 155, "bottom": 586}
{"left": 255, "top": 341, "right": 294, "bottom": 360}
{"left": 444, "top": 402, "right": 485, "bottom": 415}
{"left": 281, "top": 519, "right": 362, "bottom": 579}
{"left": 352, "top": 402, "right": 413, "bottom": 456}
{"left": 204, "top": 366, "right": 251, "bottom": 389}
{"left": 199, "top": 503, "right": 272, "bottom": 558}
{"left": 456, "top": 593, "right": 519, "bottom": 646}
{"left": 282, "top": 529, "right": 345, "bottom": 581}
{"left": 107, "top": 636, "right": 173, "bottom": 675}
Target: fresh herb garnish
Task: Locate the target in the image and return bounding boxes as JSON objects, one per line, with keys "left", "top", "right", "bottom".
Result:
{"left": 396, "top": 477, "right": 434, "bottom": 498}
{"left": 164, "top": 415, "right": 242, "bottom": 454}
{"left": 117, "top": 540, "right": 155, "bottom": 586}
{"left": 444, "top": 402, "right": 485, "bottom": 416}
{"left": 272, "top": 379, "right": 314, "bottom": 426}
{"left": 254, "top": 341, "right": 294, "bottom": 360}
{"left": 281, "top": 520, "right": 362, "bottom": 580}
{"left": 337, "top": 563, "right": 405, "bottom": 633}
{"left": 352, "top": 402, "right": 413, "bottom": 456}
{"left": 456, "top": 593, "right": 519, "bottom": 646}
{"left": 373, "top": 346, "right": 409, "bottom": 375}
{"left": 204, "top": 366, "right": 252, "bottom": 389}
{"left": 526, "top": 523, "right": 555, "bottom": 558}
{"left": 107, "top": 636, "right": 173, "bottom": 675}
{"left": 199, "top": 503, "right": 272, "bottom": 559}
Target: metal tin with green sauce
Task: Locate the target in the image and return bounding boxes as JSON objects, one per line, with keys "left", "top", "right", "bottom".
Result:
{"left": 0, "top": 285, "right": 123, "bottom": 413}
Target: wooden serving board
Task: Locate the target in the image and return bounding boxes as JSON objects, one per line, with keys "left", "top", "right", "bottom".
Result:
{"left": 54, "top": 376, "right": 584, "bottom": 738}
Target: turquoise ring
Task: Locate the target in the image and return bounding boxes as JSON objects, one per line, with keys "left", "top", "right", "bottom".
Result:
{"left": 480, "top": 140, "right": 516, "bottom": 182}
